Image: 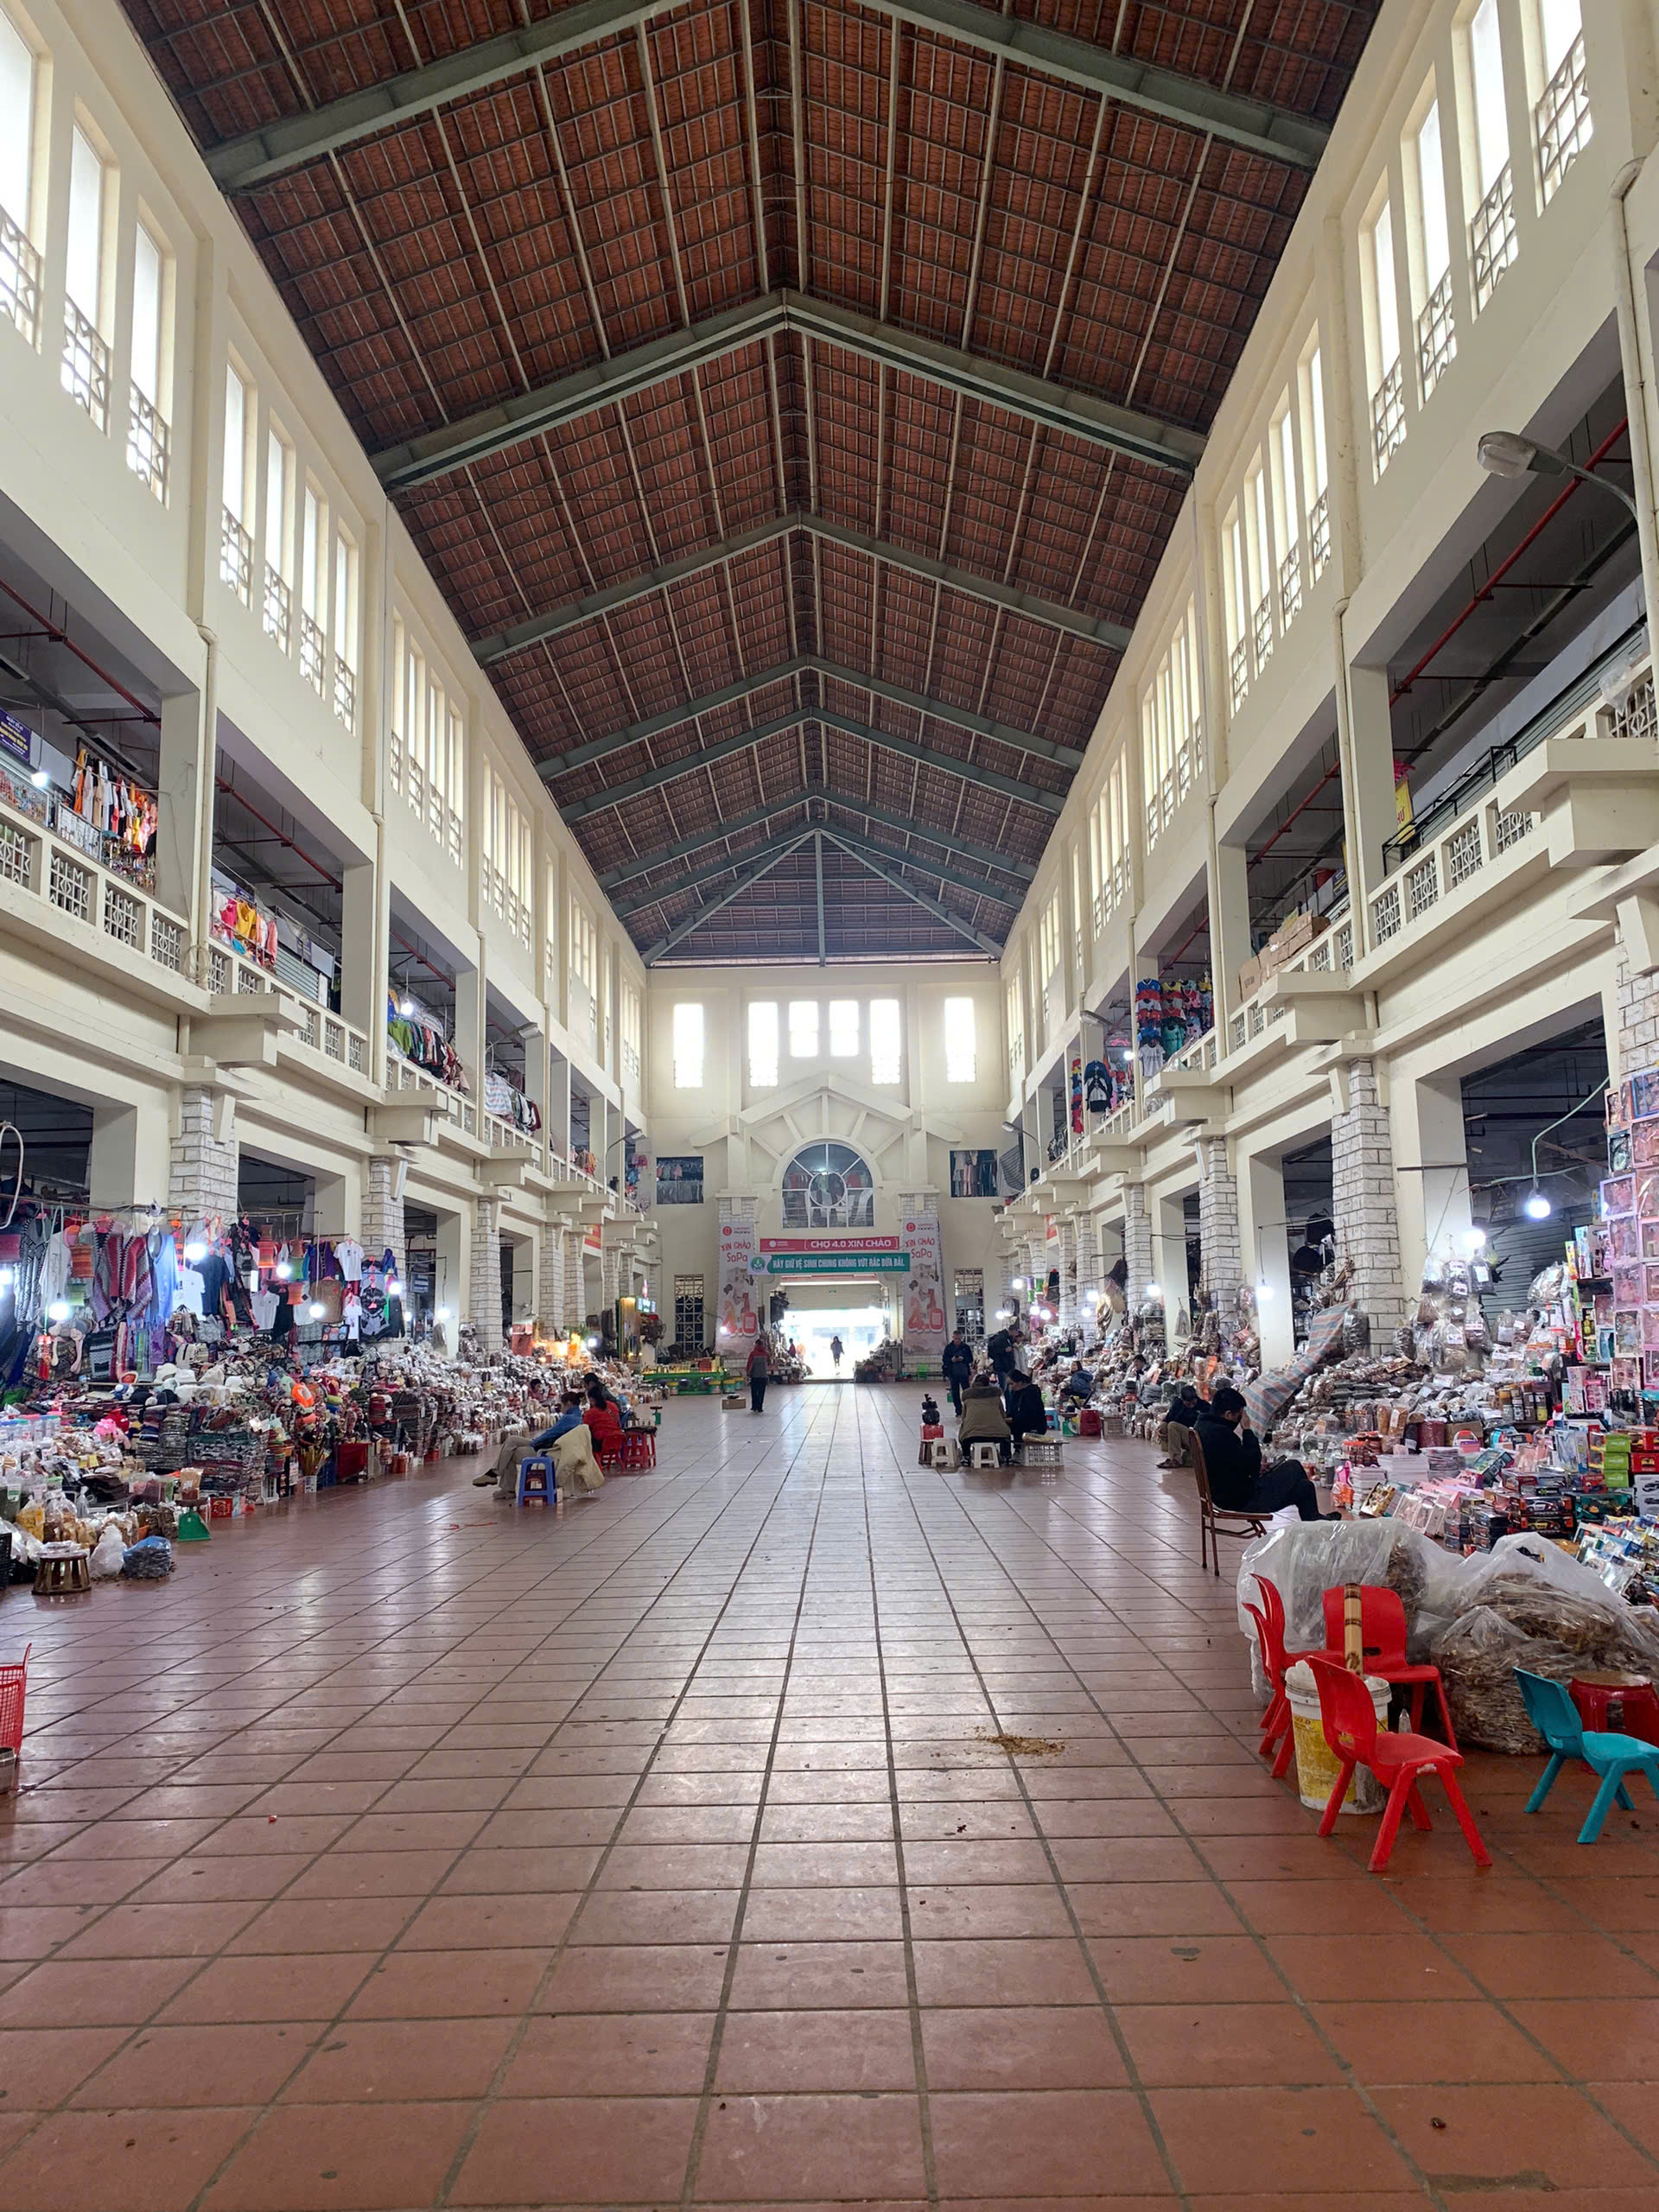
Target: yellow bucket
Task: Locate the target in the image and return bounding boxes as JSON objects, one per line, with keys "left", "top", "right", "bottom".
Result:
{"left": 1284, "top": 1663, "right": 1388, "bottom": 1815}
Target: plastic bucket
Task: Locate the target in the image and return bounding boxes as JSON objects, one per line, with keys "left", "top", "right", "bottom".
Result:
{"left": 1285, "top": 1662, "right": 1389, "bottom": 1815}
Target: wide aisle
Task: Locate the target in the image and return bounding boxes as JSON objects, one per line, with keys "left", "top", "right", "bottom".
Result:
{"left": 0, "top": 1384, "right": 1650, "bottom": 2209}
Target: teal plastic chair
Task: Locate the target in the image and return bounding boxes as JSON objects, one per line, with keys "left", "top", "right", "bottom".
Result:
{"left": 1514, "top": 1668, "right": 1659, "bottom": 1843}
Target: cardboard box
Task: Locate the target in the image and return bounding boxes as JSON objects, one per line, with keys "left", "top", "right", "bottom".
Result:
{"left": 1268, "top": 910, "right": 1330, "bottom": 963}
{"left": 1238, "top": 954, "right": 1263, "bottom": 999}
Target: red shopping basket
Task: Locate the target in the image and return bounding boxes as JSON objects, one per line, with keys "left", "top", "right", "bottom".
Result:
{"left": 0, "top": 1647, "right": 31, "bottom": 1756}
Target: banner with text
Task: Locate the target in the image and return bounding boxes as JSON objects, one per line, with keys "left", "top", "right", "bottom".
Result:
{"left": 900, "top": 1211, "right": 946, "bottom": 1362}
{"left": 717, "top": 1217, "right": 760, "bottom": 1353}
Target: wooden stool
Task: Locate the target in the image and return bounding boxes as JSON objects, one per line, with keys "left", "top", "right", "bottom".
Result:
{"left": 35, "top": 1545, "right": 91, "bottom": 1596}
{"left": 968, "top": 1441, "right": 1001, "bottom": 1470}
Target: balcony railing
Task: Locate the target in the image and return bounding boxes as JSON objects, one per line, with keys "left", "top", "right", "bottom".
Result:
{"left": 1229, "top": 634, "right": 1249, "bottom": 713}
{"left": 125, "top": 385, "right": 169, "bottom": 502}
{"left": 263, "top": 566, "right": 292, "bottom": 653}
{"left": 299, "top": 613, "right": 326, "bottom": 696}
{"left": 388, "top": 1052, "right": 477, "bottom": 1135}
{"left": 60, "top": 301, "right": 110, "bottom": 433}
{"left": 333, "top": 658, "right": 356, "bottom": 731}
{"left": 1308, "top": 489, "right": 1331, "bottom": 581}
{"left": 0, "top": 778, "right": 192, "bottom": 990}
{"left": 1536, "top": 32, "right": 1592, "bottom": 207}
{"left": 1370, "top": 361, "right": 1405, "bottom": 477}
{"left": 0, "top": 208, "right": 41, "bottom": 348}
{"left": 1251, "top": 591, "right": 1274, "bottom": 674}
{"left": 220, "top": 506, "right": 254, "bottom": 604}
{"left": 1416, "top": 269, "right": 1456, "bottom": 403}
{"left": 1470, "top": 161, "right": 1518, "bottom": 312}
{"left": 1278, "top": 544, "right": 1302, "bottom": 628}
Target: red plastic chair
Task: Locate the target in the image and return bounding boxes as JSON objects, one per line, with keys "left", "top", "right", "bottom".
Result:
{"left": 1243, "top": 1576, "right": 1320, "bottom": 1779}
{"left": 1305, "top": 1654, "right": 1490, "bottom": 1875}
{"left": 1320, "top": 1584, "right": 1457, "bottom": 1749}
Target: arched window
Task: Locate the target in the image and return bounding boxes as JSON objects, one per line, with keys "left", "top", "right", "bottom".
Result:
{"left": 782, "top": 1142, "right": 874, "bottom": 1229}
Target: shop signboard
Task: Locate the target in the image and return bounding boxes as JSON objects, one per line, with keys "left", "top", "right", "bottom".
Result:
{"left": 0, "top": 709, "right": 35, "bottom": 772}
{"left": 757, "top": 1234, "right": 906, "bottom": 1275}
{"left": 900, "top": 1211, "right": 946, "bottom": 1358}
{"left": 717, "top": 1217, "right": 760, "bottom": 1351}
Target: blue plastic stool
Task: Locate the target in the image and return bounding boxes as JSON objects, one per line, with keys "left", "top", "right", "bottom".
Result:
{"left": 1514, "top": 1668, "right": 1659, "bottom": 1843}
{"left": 515, "top": 1454, "right": 555, "bottom": 1506}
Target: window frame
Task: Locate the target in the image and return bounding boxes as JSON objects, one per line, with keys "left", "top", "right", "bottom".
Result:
{"left": 671, "top": 1001, "right": 705, "bottom": 1090}
{"left": 747, "top": 998, "right": 779, "bottom": 1088}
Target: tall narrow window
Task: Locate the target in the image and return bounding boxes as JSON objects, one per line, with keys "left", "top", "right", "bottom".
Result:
{"left": 1535, "top": 0, "right": 1590, "bottom": 204}
{"left": 264, "top": 429, "right": 292, "bottom": 650}
{"left": 62, "top": 130, "right": 110, "bottom": 429}
{"left": 0, "top": 10, "right": 38, "bottom": 347}
{"left": 126, "top": 222, "right": 168, "bottom": 499}
{"left": 1224, "top": 504, "right": 1249, "bottom": 710}
{"left": 1365, "top": 194, "right": 1405, "bottom": 475}
{"left": 220, "top": 363, "right": 253, "bottom": 602}
{"left": 748, "top": 1000, "right": 779, "bottom": 1087}
{"left": 1272, "top": 400, "right": 1300, "bottom": 626}
{"left": 944, "top": 997, "right": 976, "bottom": 1084}
{"left": 299, "top": 486, "right": 326, "bottom": 694}
{"left": 828, "top": 999, "right": 859, "bottom": 1057}
{"left": 1246, "top": 459, "right": 1273, "bottom": 671}
{"left": 1006, "top": 976, "right": 1025, "bottom": 1074}
{"left": 788, "top": 1000, "right": 819, "bottom": 1058}
{"left": 1414, "top": 99, "right": 1455, "bottom": 400}
{"left": 869, "top": 998, "right": 901, "bottom": 1085}
{"left": 332, "top": 527, "right": 358, "bottom": 728}
{"left": 1465, "top": 0, "right": 1516, "bottom": 308}
{"left": 1300, "top": 340, "right": 1331, "bottom": 577}
{"left": 672, "top": 1003, "right": 704, "bottom": 1090}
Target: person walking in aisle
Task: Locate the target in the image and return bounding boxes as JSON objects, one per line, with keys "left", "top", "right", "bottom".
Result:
{"left": 747, "top": 1332, "right": 772, "bottom": 1412}
{"left": 942, "top": 1328, "right": 974, "bottom": 1416}
{"left": 829, "top": 1333, "right": 843, "bottom": 1375}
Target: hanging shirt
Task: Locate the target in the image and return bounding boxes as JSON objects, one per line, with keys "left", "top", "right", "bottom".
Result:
{"left": 335, "top": 1237, "right": 364, "bottom": 1283}
{"left": 175, "top": 1264, "right": 206, "bottom": 1318}
{"left": 251, "top": 1289, "right": 280, "bottom": 1332}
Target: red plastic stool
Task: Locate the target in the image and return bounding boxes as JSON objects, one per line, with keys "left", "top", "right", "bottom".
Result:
{"left": 1571, "top": 1674, "right": 1659, "bottom": 1748}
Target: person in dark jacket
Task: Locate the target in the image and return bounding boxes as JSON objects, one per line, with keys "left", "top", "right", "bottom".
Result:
{"left": 958, "top": 1372, "right": 1013, "bottom": 1463}
{"left": 1004, "top": 1370, "right": 1048, "bottom": 1455}
{"left": 986, "top": 1325, "right": 1018, "bottom": 1385}
{"left": 942, "top": 1330, "right": 975, "bottom": 1415}
{"left": 1194, "top": 1387, "right": 1325, "bottom": 1519}
{"left": 1157, "top": 1381, "right": 1204, "bottom": 1468}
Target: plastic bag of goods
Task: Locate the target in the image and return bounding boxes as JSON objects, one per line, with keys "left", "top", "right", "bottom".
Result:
{"left": 1431, "top": 1569, "right": 1659, "bottom": 1752}
{"left": 88, "top": 1525, "right": 125, "bottom": 1580}
{"left": 121, "top": 1535, "right": 174, "bottom": 1580}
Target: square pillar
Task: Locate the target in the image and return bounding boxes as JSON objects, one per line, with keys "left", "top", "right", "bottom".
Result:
{"left": 156, "top": 688, "right": 212, "bottom": 944}
{"left": 1391, "top": 1071, "right": 1474, "bottom": 1287}
{"left": 1122, "top": 1183, "right": 1153, "bottom": 1304}
{"left": 361, "top": 1156, "right": 405, "bottom": 1281}
{"left": 91, "top": 1098, "right": 172, "bottom": 1210}
{"left": 469, "top": 1195, "right": 503, "bottom": 1350}
{"left": 1151, "top": 1194, "right": 1188, "bottom": 1343}
{"left": 1242, "top": 1154, "right": 1295, "bottom": 1368}
{"left": 1332, "top": 1058, "right": 1408, "bottom": 1332}
{"left": 168, "top": 1085, "right": 238, "bottom": 1224}
{"left": 1196, "top": 1136, "right": 1243, "bottom": 1313}
{"left": 538, "top": 1224, "right": 566, "bottom": 1333}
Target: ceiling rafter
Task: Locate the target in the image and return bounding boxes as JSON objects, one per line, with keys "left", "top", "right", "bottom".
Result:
{"left": 469, "top": 512, "right": 1134, "bottom": 661}
{"left": 538, "top": 657, "right": 1084, "bottom": 780}
{"left": 818, "top": 830, "right": 1002, "bottom": 957}
{"left": 201, "top": 0, "right": 1331, "bottom": 193}
{"left": 642, "top": 830, "right": 817, "bottom": 963}
{"left": 616, "top": 829, "right": 817, "bottom": 918}
{"left": 371, "top": 290, "right": 1206, "bottom": 491}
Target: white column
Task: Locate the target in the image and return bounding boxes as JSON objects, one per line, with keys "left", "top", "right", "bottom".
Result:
{"left": 168, "top": 1086, "right": 238, "bottom": 1223}
{"left": 470, "top": 1195, "right": 503, "bottom": 1350}
{"left": 1391, "top": 1071, "right": 1474, "bottom": 1288}
{"left": 1243, "top": 1154, "right": 1295, "bottom": 1367}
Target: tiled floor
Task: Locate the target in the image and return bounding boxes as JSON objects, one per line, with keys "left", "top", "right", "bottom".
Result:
{"left": 0, "top": 1383, "right": 1654, "bottom": 2209}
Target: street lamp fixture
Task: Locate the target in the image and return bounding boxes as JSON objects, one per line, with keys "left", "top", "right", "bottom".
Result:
{"left": 1476, "top": 430, "right": 1639, "bottom": 519}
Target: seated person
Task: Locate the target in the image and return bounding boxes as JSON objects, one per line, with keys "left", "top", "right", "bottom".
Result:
{"left": 487, "top": 1390, "right": 584, "bottom": 1497}
{"left": 957, "top": 1371, "right": 1014, "bottom": 1463}
{"left": 552, "top": 1419, "right": 605, "bottom": 1492}
{"left": 1157, "top": 1381, "right": 1204, "bottom": 1468}
{"left": 1058, "top": 1359, "right": 1096, "bottom": 1404}
{"left": 582, "top": 1377, "right": 626, "bottom": 1455}
{"left": 1004, "top": 1370, "right": 1049, "bottom": 1452}
{"left": 1194, "top": 1387, "right": 1330, "bottom": 1521}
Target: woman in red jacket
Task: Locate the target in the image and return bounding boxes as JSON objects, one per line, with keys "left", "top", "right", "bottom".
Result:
{"left": 582, "top": 1377, "right": 625, "bottom": 1457}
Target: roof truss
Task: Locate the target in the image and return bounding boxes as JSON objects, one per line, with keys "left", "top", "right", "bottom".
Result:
{"left": 642, "top": 832, "right": 816, "bottom": 963}
{"left": 202, "top": 0, "right": 1330, "bottom": 194}
{"left": 470, "top": 513, "right": 1134, "bottom": 662}
{"left": 541, "top": 658, "right": 1081, "bottom": 780}
{"left": 372, "top": 291, "right": 1205, "bottom": 491}
{"left": 596, "top": 788, "right": 1035, "bottom": 892}
{"left": 819, "top": 830, "right": 1003, "bottom": 957}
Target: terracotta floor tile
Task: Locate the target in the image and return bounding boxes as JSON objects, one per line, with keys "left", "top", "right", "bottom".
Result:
{"left": 913, "top": 1939, "right": 1096, "bottom": 2008}
{"left": 0, "top": 2024, "right": 132, "bottom": 2107}
{"left": 1149, "top": 2086, "right": 1415, "bottom": 2195}
{"left": 1116, "top": 1999, "right": 1341, "bottom": 2087}
{"left": 1263, "top": 1931, "right": 1477, "bottom": 2002}
{"left": 225, "top": 1897, "right": 418, "bottom": 1955}
{"left": 543, "top": 1942, "right": 731, "bottom": 2012}
{"left": 280, "top": 2015, "right": 516, "bottom": 2101}
{"left": 715, "top": 2007, "right": 918, "bottom": 2091}
{"left": 573, "top": 1887, "right": 741, "bottom": 1946}
{"left": 1090, "top": 1934, "right": 1287, "bottom": 2005}
{"left": 0, "top": 1957, "right": 200, "bottom": 2028}
{"left": 921, "top": 2005, "right": 1128, "bottom": 2089}
{"left": 1314, "top": 1999, "right": 1558, "bottom": 2084}
{"left": 451, "top": 2094, "right": 698, "bottom": 2204}
{"left": 501, "top": 2011, "right": 717, "bottom": 2097}
{"left": 728, "top": 1940, "right": 912, "bottom": 2010}
{"left": 1438, "top": 1929, "right": 1659, "bottom": 1999}
{"left": 929, "top": 2088, "right": 1174, "bottom": 2198}
{"left": 695, "top": 2091, "right": 926, "bottom": 2201}
{"left": 156, "top": 1953, "right": 376, "bottom": 2024}
{"left": 1369, "top": 2082, "right": 1656, "bottom": 2190}
{"left": 741, "top": 1885, "right": 902, "bottom": 1942}
{"left": 0, "top": 2107, "right": 255, "bottom": 2212}
{"left": 56, "top": 1901, "right": 263, "bottom": 1960}
{"left": 69, "top": 2021, "right": 323, "bottom": 2107}
{"left": 200, "top": 2097, "right": 473, "bottom": 2210}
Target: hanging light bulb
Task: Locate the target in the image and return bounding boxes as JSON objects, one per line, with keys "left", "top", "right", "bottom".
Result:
{"left": 274, "top": 1261, "right": 291, "bottom": 1281}
{"left": 435, "top": 1306, "right": 453, "bottom": 1323}
{"left": 1462, "top": 1226, "right": 1487, "bottom": 1251}
{"left": 1255, "top": 1279, "right": 1273, "bottom": 1300}
{"left": 385, "top": 1276, "right": 402, "bottom": 1298}
{"left": 308, "top": 1300, "right": 326, "bottom": 1320}
{"left": 400, "top": 996, "right": 416, "bottom": 1018}
{"left": 48, "top": 1300, "right": 70, "bottom": 1323}
{"left": 1524, "top": 1189, "right": 1552, "bottom": 1220}
{"left": 1145, "top": 1283, "right": 1163, "bottom": 1300}
{"left": 183, "top": 1241, "right": 207, "bottom": 1264}
{"left": 30, "top": 768, "right": 48, "bottom": 791}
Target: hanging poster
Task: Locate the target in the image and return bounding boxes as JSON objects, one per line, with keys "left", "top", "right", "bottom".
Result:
{"left": 900, "top": 1211, "right": 946, "bottom": 1359}
{"left": 717, "top": 1217, "right": 760, "bottom": 1353}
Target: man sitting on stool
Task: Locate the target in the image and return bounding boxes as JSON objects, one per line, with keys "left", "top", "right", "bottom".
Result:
{"left": 1194, "top": 1386, "right": 1332, "bottom": 1521}
{"left": 1004, "top": 1370, "right": 1048, "bottom": 1456}
{"left": 1157, "top": 1381, "right": 1204, "bottom": 1468}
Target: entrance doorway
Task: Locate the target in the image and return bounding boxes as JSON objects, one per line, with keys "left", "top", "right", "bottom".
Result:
{"left": 779, "top": 1294, "right": 891, "bottom": 1377}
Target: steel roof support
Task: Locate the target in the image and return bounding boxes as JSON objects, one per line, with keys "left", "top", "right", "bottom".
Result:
{"left": 818, "top": 830, "right": 1002, "bottom": 957}
{"left": 469, "top": 512, "right": 1132, "bottom": 659}
{"left": 613, "top": 830, "right": 814, "bottom": 918}
{"left": 815, "top": 834, "right": 826, "bottom": 966}
{"left": 556, "top": 707, "right": 1063, "bottom": 819}
{"left": 814, "top": 823, "right": 1021, "bottom": 906}
{"left": 643, "top": 831, "right": 816, "bottom": 963}
{"left": 372, "top": 291, "right": 1204, "bottom": 491}
{"left": 540, "top": 655, "right": 1081, "bottom": 779}
{"left": 596, "top": 786, "right": 1035, "bottom": 890}
{"left": 204, "top": 0, "right": 1327, "bottom": 192}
